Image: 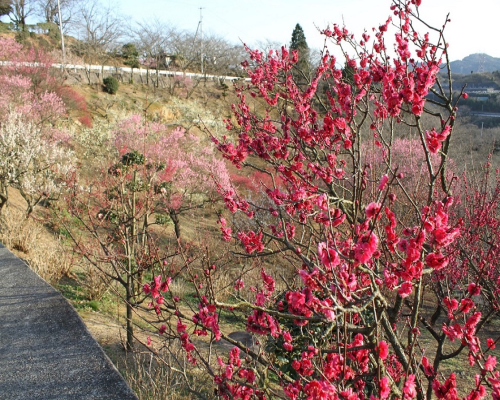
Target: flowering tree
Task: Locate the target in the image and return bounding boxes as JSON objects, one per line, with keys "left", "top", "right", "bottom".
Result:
{"left": 0, "top": 112, "right": 73, "bottom": 214}
{"left": 113, "top": 115, "right": 231, "bottom": 239}
{"left": 0, "top": 37, "right": 91, "bottom": 123}
{"left": 0, "top": 37, "right": 75, "bottom": 214}
{"left": 64, "top": 148, "right": 172, "bottom": 350}
{"left": 64, "top": 116, "right": 230, "bottom": 350}
{"left": 0, "top": 38, "right": 64, "bottom": 122}
{"left": 143, "top": 1, "right": 500, "bottom": 399}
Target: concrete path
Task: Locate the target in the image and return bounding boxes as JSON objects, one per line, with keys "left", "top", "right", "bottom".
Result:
{"left": 0, "top": 243, "right": 138, "bottom": 400}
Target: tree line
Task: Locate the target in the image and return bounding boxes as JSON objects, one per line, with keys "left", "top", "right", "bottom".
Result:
{"left": 0, "top": 0, "right": 249, "bottom": 76}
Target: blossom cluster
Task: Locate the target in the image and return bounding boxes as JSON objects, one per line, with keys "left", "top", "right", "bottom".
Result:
{"left": 141, "top": 0, "right": 500, "bottom": 398}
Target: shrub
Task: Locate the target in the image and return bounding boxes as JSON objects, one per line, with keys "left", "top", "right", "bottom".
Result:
{"left": 103, "top": 76, "right": 119, "bottom": 94}
{"left": 78, "top": 114, "right": 93, "bottom": 128}
{"left": 36, "top": 22, "right": 60, "bottom": 40}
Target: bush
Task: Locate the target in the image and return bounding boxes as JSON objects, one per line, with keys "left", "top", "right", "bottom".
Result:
{"left": 103, "top": 76, "right": 119, "bottom": 94}
{"left": 15, "top": 30, "right": 30, "bottom": 43}
{"left": 36, "top": 22, "right": 60, "bottom": 40}
{"left": 0, "top": 22, "right": 13, "bottom": 33}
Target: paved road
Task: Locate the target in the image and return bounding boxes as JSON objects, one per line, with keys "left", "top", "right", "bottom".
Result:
{"left": 0, "top": 243, "right": 138, "bottom": 400}
{"left": 470, "top": 112, "right": 500, "bottom": 118}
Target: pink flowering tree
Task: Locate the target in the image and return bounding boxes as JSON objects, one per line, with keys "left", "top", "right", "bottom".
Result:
{"left": 63, "top": 116, "right": 230, "bottom": 350}
{"left": 360, "top": 137, "right": 457, "bottom": 226}
{"left": 0, "top": 38, "right": 63, "bottom": 121}
{"left": 64, "top": 146, "right": 173, "bottom": 350}
{"left": 0, "top": 37, "right": 91, "bottom": 124}
{"left": 143, "top": 1, "right": 500, "bottom": 399}
{"left": 113, "top": 114, "right": 231, "bottom": 239}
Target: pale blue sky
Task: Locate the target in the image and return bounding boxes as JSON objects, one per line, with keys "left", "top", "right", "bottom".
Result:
{"left": 117, "top": 0, "right": 499, "bottom": 62}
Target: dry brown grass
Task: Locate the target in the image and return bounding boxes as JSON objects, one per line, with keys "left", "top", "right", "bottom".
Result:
{"left": 79, "top": 260, "right": 112, "bottom": 300}
{"left": 118, "top": 348, "right": 213, "bottom": 400}
{"left": 0, "top": 203, "right": 73, "bottom": 284}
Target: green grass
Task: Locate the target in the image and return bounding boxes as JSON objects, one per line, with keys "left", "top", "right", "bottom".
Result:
{"left": 218, "top": 306, "right": 246, "bottom": 330}
{"left": 56, "top": 279, "right": 91, "bottom": 311}
{"left": 56, "top": 274, "right": 117, "bottom": 313}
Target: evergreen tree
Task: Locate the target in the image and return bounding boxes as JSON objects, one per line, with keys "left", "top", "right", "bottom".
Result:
{"left": 0, "top": 0, "right": 11, "bottom": 17}
{"left": 122, "top": 43, "right": 140, "bottom": 69}
{"left": 290, "top": 23, "right": 311, "bottom": 81}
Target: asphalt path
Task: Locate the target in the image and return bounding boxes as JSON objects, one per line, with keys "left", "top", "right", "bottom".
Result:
{"left": 0, "top": 243, "right": 138, "bottom": 400}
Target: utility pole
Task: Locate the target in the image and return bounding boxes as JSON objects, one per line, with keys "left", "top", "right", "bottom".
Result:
{"left": 200, "top": 7, "right": 204, "bottom": 74}
{"left": 57, "top": 0, "right": 66, "bottom": 65}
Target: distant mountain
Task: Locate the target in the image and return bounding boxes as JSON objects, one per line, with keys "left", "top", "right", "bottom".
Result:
{"left": 450, "top": 54, "right": 500, "bottom": 74}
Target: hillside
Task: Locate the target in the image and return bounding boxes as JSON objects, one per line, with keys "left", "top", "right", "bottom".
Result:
{"left": 433, "top": 69, "right": 500, "bottom": 128}
{"left": 450, "top": 53, "right": 500, "bottom": 74}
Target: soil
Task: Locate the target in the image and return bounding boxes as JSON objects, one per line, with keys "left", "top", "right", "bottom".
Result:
{"left": 80, "top": 311, "right": 126, "bottom": 350}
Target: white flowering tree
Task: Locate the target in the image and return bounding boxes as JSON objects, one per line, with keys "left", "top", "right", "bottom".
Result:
{"left": 0, "top": 112, "right": 73, "bottom": 215}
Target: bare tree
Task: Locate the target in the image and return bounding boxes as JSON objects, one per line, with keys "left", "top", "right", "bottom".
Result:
{"left": 132, "top": 18, "right": 173, "bottom": 66}
{"left": 168, "top": 30, "right": 202, "bottom": 73}
{"left": 34, "top": 0, "right": 78, "bottom": 29}
{"left": 254, "top": 39, "right": 284, "bottom": 54}
{"left": 130, "top": 18, "right": 173, "bottom": 86}
{"left": 9, "top": 0, "right": 35, "bottom": 31}
{"left": 71, "top": 0, "right": 122, "bottom": 66}
{"left": 201, "top": 33, "right": 246, "bottom": 77}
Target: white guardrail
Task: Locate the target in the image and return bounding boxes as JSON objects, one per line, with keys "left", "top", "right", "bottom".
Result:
{"left": 0, "top": 60, "right": 250, "bottom": 81}
{"left": 52, "top": 63, "right": 251, "bottom": 82}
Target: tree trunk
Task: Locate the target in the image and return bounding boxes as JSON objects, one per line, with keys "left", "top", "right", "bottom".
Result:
{"left": 125, "top": 170, "right": 137, "bottom": 351}
{"left": 169, "top": 210, "right": 181, "bottom": 239}
{"left": 0, "top": 185, "right": 8, "bottom": 213}
{"left": 125, "top": 275, "right": 134, "bottom": 351}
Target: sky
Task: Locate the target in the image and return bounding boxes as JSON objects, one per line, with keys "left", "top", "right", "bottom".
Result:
{"left": 117, "top": 0, "right": 499, "bottom": 62}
